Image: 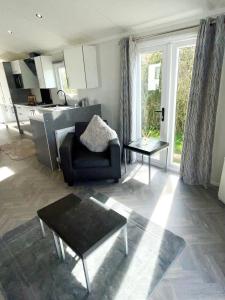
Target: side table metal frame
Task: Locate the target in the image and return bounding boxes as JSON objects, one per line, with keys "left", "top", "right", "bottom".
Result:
{"left": 38, "top": 218, "right": 128, "bottom": 293}
{"left": 124, "top": 146, "right": 169, "bottom": 183}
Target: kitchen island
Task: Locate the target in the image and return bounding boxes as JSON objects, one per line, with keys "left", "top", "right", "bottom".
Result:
{"left": 30, "top": 104, "right": 101, "bottom": 170}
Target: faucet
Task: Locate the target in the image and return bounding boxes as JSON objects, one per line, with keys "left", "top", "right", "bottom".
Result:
{"left": 57, "top": 90, "right": 68, "bottom": 106}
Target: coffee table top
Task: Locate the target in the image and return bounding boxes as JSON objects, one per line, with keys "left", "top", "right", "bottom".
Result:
{"left": 124, "top": 138, "right": 169, "bottom": 156}
{"left": 37, "top": 194, "right": 127, "bottom": 258}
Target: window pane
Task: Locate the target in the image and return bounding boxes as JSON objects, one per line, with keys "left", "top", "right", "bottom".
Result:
{"left": 141, "top": 52, "right": 162, "bottom": 139}
{"left": 141, "top": 51, "right": 163, "bottom": 161}
{"left": 58, "top": 67, "right": 77, "bottom": 95}
{"left": 173, "top": 46, "right": 195, "bottom": 164}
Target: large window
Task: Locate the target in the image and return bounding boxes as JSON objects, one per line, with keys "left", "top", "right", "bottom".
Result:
{"left": 54, "top": 62, "right": 77, "bottom": 96}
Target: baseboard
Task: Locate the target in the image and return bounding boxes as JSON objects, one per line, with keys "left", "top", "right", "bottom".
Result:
{"left": 210, "top": 180, "right": 220, "bottom": 187}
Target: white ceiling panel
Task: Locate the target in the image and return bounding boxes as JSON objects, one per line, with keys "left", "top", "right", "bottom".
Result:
{"left": 0, "top": 0, "right": 225, "bottom": 57}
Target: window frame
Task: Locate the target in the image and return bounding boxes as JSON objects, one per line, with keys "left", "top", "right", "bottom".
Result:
{"left": 136, "top": 33, "right": 197, "bottom": 172}
{"left": 53, "top": 61, "right": 78, "bottom": 98}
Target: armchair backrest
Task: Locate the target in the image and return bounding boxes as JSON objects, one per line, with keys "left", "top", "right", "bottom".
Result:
{"left": 75, "top": 120, "right": 108, "bottom": 138}
{"left": 74, "top": 122, "right": 89, "bottom": 138}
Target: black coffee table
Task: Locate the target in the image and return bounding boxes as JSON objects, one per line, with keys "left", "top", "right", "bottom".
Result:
{"left": 124, "top": 138, "right": 169, "bottom": 183}
{"left": 37, "top": 194, "right": 127, "bottom": 293}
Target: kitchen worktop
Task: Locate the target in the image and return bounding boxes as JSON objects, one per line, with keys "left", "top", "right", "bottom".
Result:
{"left": 14, "top": 103, "right": 78, "bottom": 122}
{"left": 30, "top": 104, "right": 101, "bottom": 170}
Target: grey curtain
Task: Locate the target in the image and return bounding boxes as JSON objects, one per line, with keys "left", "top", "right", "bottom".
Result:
{"left": 119, "top": 37, "right": 137, "bottom": 162}
{"left": 180, "top": 15, "right": 225, "bottom": 187}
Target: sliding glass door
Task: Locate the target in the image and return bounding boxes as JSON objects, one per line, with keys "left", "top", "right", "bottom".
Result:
{"left": 137, "top": 36, "right": 196, "bottom": 170}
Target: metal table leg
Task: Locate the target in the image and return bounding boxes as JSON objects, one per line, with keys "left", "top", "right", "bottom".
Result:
{"left": 124, "top": 148, "right": 127, "bottom": 173}
{"left": 148, "top": 155, "right": 151, "bottom": 183}
{"left": 123, "top": 225, "right": 128, "bottom": 255}
{"left": 52, "top": 231, "right": 61, "bottom": 259}
{"left": 59, "top": 237, "right": 65, "bottom": 260}
{"left": 165, "top": 147, "right": 168, "bottom": 171}
{"left": 82, "top": 258, "right": 91, "bottom": 293}
{"left": 142, "top": 154, "right": 144, "bottom": 165}
{"left": 39, "top": 218, "right": 46, "bottom": 238}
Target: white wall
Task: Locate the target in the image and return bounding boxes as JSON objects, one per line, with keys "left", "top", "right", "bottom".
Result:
{"left": 211, "top": 55, "right": 225, "bottom": 185}
{"left": 49, "top": 37, "right": 224, "bottom": 185}
{"left": 78, "top": 40, "right": 120, "bottom": 132}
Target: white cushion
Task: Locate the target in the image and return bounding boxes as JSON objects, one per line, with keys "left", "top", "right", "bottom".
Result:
{"left": 80, "top": 115, "right": 118, "bottom": 152}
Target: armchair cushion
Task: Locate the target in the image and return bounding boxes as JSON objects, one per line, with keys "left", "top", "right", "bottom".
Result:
{"left": 80, "top": 115, "right": 117, "bottom": 152}
{"left": 73, "top": 142, "right": 110, "bottom": 168}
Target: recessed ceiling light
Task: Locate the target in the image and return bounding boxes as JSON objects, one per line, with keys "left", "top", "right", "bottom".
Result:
{"left": 36, "top": 13, "right": 43, "bottom": 19}
{"left": 8, "top": 30, "right": 13, "bottom": 35}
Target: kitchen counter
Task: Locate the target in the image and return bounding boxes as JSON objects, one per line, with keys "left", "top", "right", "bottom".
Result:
{"left": 14, "top": 103, "right": 78, "bottom": 123}
{"left": 30, "top": 104, "right": 101, "bottom": 170}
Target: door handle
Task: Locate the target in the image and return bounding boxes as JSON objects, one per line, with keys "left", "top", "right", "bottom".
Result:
{"left": 154, "top": 107, "right": 165, "bottom": 122}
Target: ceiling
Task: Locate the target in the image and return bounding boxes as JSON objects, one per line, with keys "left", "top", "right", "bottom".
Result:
{"left": 0, "top": 0, "right": 225, "bottom": 59}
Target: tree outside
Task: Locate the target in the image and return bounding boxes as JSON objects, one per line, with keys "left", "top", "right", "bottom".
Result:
{"left": 141, "top": 46, "right": 195, "bottom": 163}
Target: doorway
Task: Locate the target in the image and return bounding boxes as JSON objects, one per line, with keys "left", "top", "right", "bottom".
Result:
{"left": 137, "top": 35, "right": 196, "bottom": 171}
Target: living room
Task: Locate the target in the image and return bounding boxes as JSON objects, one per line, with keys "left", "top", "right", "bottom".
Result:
{"left": 1, "top": 1, "right": 225, "bottom": 299}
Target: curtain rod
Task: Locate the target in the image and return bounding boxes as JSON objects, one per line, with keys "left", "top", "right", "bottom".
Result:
{"left": 134, "top": 15, "right": 225, "bottom": 42}
{"left": 134, "top": 24, "right": 199, "bottom": 41}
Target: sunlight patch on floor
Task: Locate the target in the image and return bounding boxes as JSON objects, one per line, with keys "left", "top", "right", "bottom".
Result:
{"left": 150, "top": 173, "right": 179, "bottom": 228}
{"left": 71, "top": 231, "right": 120, "bottom": 289}
{"left": 122, "top": 164, "right": 158, "bottom": 185}
{"left": 70, "top": 194, "right": 132, "bottom": 289}
{"left": 133, "top": 165, "right": 158, "bottom": 185}
{"left": 0, "top": 166, "right": 15, "bottom": 181}
{"left": 114, "top": 174, "right": 178, "bottom": 299}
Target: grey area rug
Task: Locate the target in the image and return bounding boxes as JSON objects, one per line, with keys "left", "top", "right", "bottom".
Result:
{"left": 0, "top": 138, "right": 36, "bottom": 160}
{"left": 0, "top": 190, "right": 185, "bottom": 300}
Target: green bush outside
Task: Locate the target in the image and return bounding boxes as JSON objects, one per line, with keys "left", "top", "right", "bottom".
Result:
{"left": 141, "top": 47, "right": 195, "bottom": 161}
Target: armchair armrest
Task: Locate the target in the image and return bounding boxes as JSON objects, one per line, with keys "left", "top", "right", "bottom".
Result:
{"left": 60, "top": 133, "right": 76, "bottom": 185}
{"left": 109, "top": 138, "right": 121, "bottom": 179}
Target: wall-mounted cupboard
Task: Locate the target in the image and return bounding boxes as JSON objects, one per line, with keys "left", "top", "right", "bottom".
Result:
{"left": 64, "top": 45, "right": 98, "bottom": 89}
{"left": 11, "top": 59, "right": 39, "bottom": 89}
{"left": 0, "top": 62, "right": 16, "bottom": 123}
{"left": 10, "top": 56, "right": 56, "bottom": 89}
{"left": 34, "top": 56, "right": 56, "bottom": 88}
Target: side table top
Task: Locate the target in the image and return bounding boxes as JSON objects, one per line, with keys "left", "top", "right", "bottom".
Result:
{"left": 124, "top": 138, "right": 169, "bottom": 156}
{"left": 37, "top": 194, "right": 127, "bottom": 258}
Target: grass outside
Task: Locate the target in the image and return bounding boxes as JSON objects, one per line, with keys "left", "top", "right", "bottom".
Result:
{"left": 143, "top": 129, "right": 183, "bottom": 163}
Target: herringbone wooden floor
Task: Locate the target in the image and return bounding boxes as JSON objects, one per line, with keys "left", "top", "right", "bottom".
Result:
{"left": 1, "top": 125, "right": 225, "bottom": 300}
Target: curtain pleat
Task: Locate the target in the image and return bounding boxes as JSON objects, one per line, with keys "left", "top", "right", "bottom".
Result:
{"left": 180, "top": 15, "right": 225, "bottom": 187}
{"left": 119, "top": 37, "right": 137, "bottom": 163}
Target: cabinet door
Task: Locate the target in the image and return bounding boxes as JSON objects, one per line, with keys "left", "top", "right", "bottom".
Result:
{"left": 0, "top": 63, "right": 11, "bottom": 103}
{"left": 34, "top": 56, "right": 45, "bottom": 88}
{"left": 19, "top": 60, "right": 39, "bottom": 89}
{"left": 34, "top": 56, "right": 56, "bottom": 88}
{"left": 11, "top": 60, "right": 21, "bottom": 74}
{"left": 0, "top": 104, "right": 6, "bottom": 123}
{"left": 41, "top": 56, "right": 56, "bottom": 88}
{"left": 83, "top": 46, "right": 98, "bottom": 88}
{"left": 64, "top": 46, "right": 86, "bottom": 89}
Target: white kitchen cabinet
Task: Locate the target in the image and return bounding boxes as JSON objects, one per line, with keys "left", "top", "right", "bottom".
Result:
{"left": 0, "top": 63, "right": 12, "bottom": 104}
{"left": 10, "top": 59, "right": 39, "bottom": 89}
{"left": 34, "top": 56, "right": 56, "bottom": 88}
{"left": 0, "top": 104, "right": 15, "bottom": 123}
{"left": 0, "top": 63, "right": 15, "bottom": 123}
{"left": 19, "top": 60, "right": 39, "bottom": 89}
{"left": 15, "top": 105, "right": 28, "bottom": 121}
{"left": 11, "top": 60, "right": 21, "bottom": 74}
{"left": 15, "top": 105, "right": 37, "bottom": 121}
{"left": 64, "top": 45, "right": 98, "bottom": 89}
